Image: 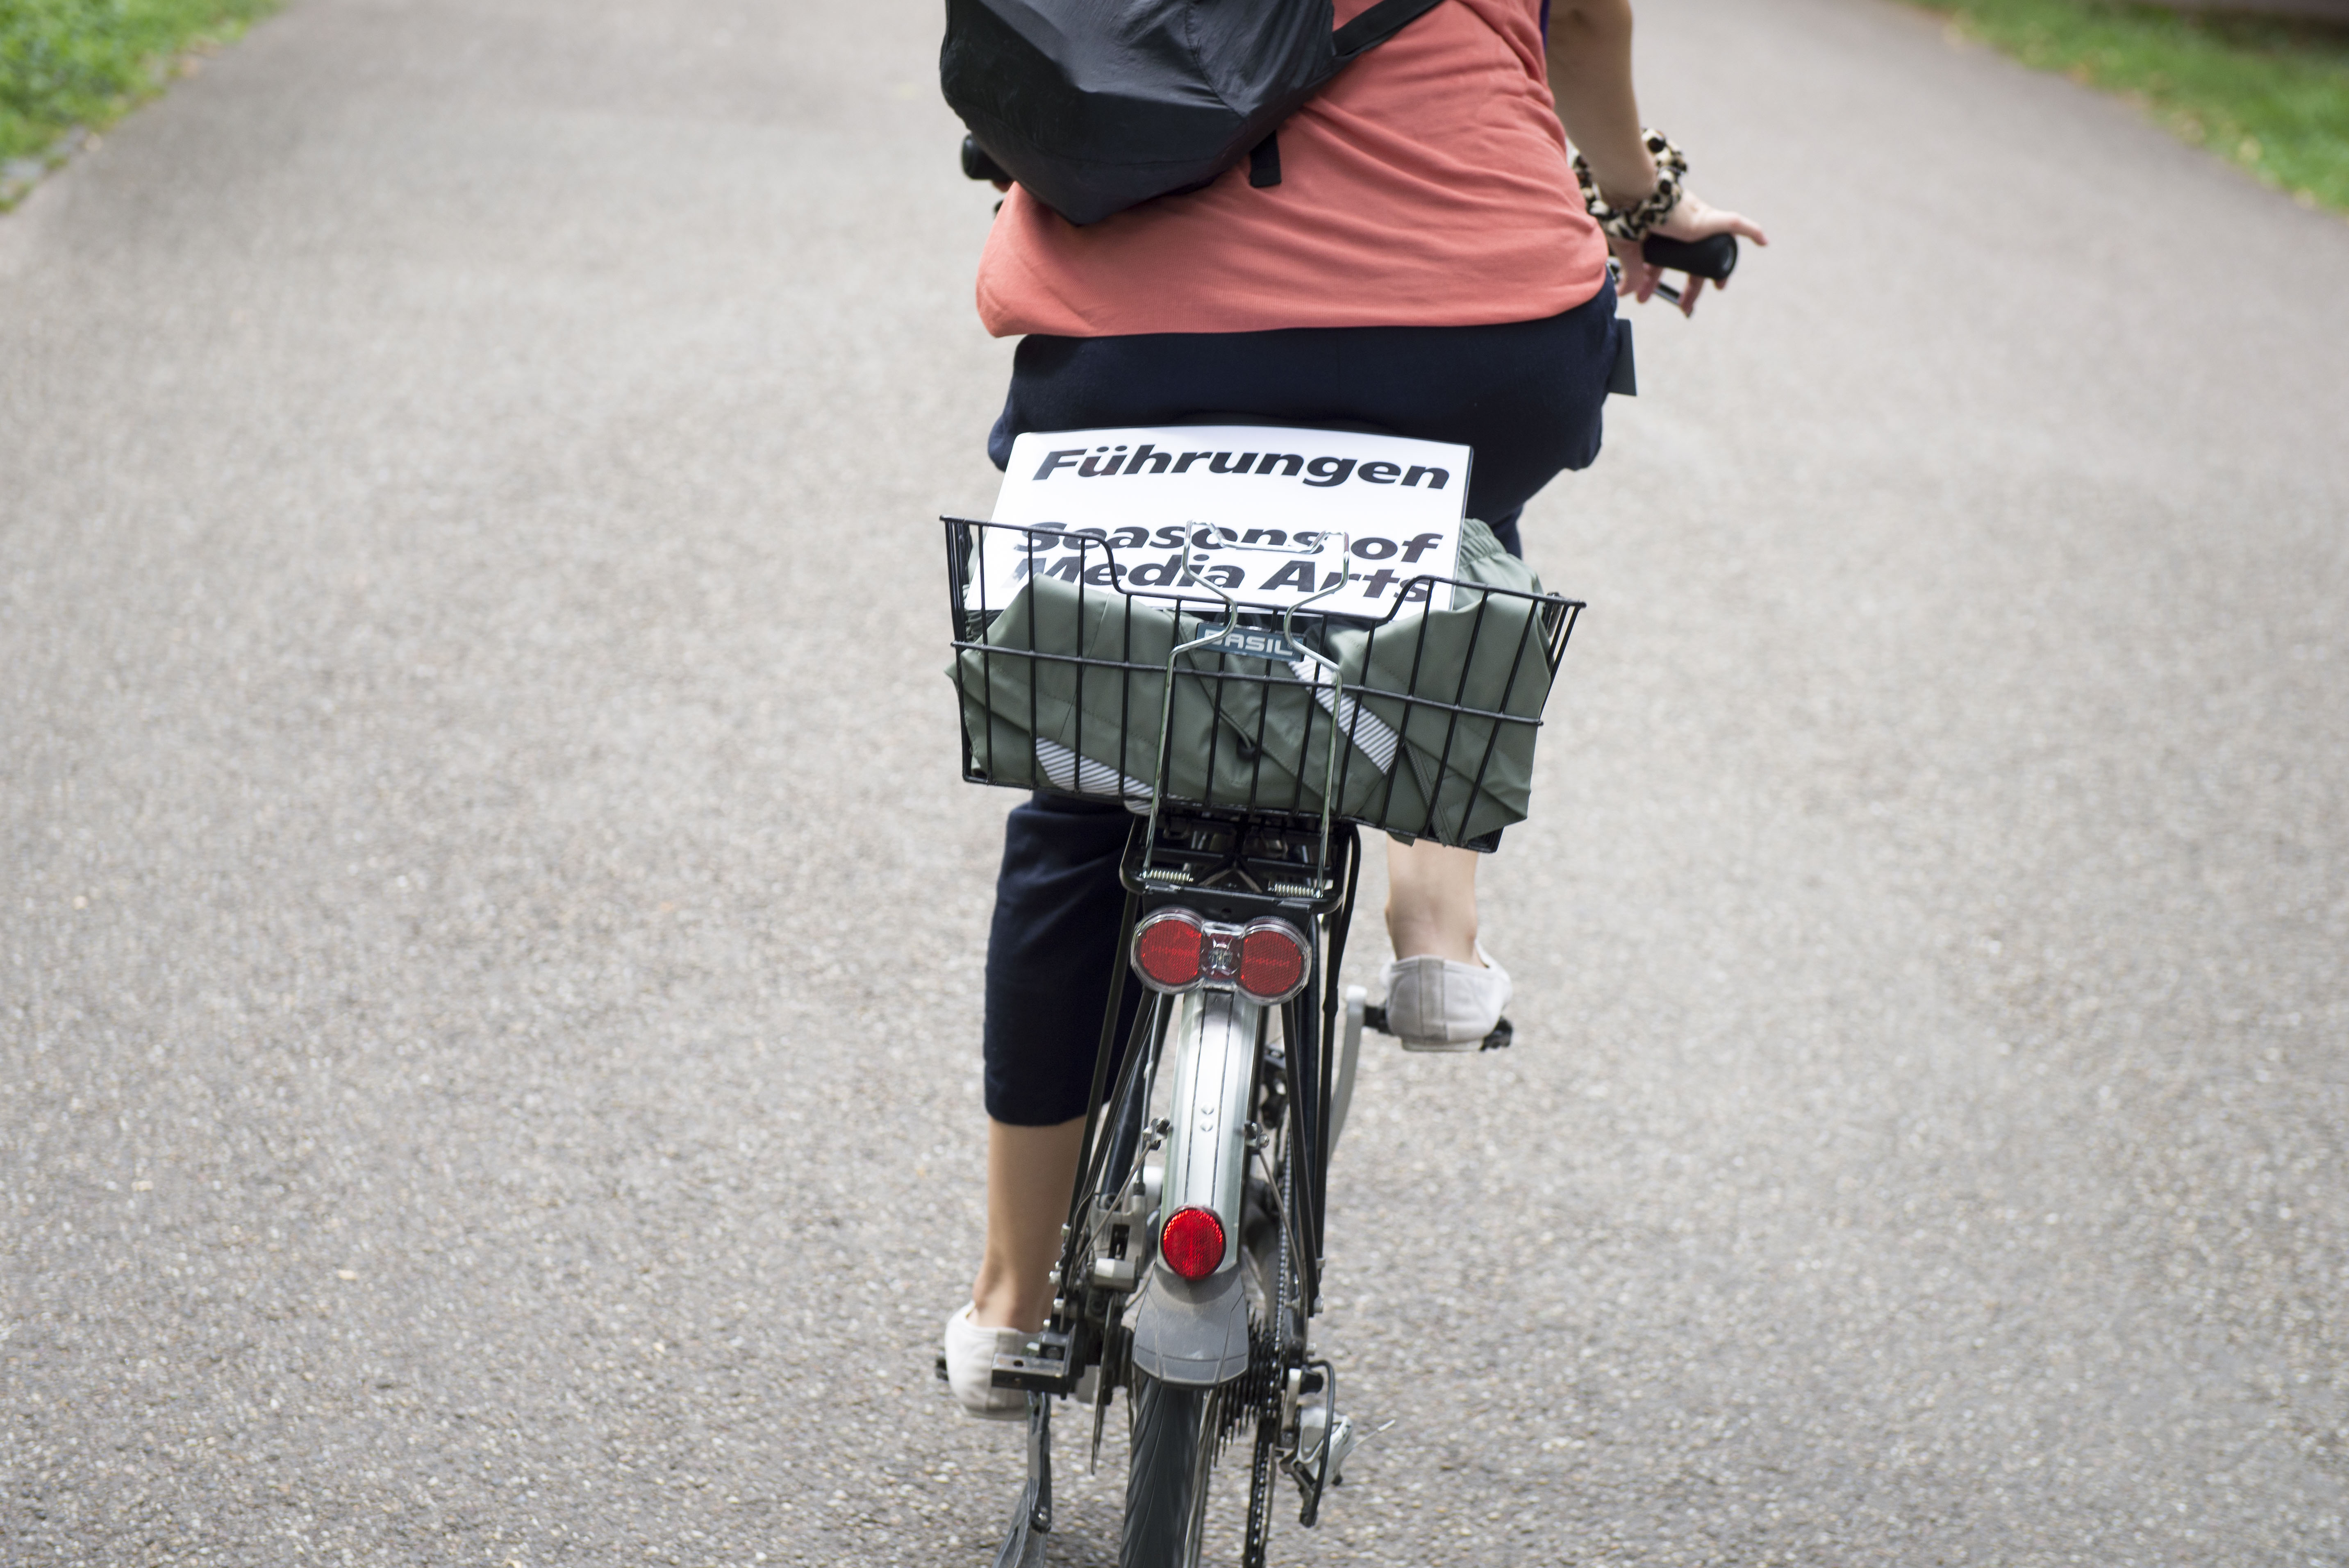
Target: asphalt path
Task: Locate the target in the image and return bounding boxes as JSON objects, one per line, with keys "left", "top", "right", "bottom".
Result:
{"left": 5, "top": 0, "right": 2347, "bottom": 1562}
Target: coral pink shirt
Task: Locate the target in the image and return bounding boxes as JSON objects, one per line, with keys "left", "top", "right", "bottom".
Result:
{"left": 974, "top": 0, "right": 1609, "bottom": 338}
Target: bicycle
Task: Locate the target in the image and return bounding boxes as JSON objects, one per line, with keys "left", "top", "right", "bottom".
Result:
{"left": 942, "top": 508, "right": 1583, "bottom": 1566}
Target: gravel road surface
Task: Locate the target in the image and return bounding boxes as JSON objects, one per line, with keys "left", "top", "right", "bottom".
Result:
{"left": 6, "top": 0, "right": 2347, "bottom": 1562}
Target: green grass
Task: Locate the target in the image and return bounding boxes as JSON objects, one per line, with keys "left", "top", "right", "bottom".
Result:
{"left": 2, "top": 0, "right": 280, "bottom": 166}
{"left": 1904, "top": 0, "right": 2349, "bottom": 211}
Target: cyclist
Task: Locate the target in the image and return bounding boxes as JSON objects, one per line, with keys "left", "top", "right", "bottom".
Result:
{"left": 944, "top": 0, "right": 1765, "bottom": 1415}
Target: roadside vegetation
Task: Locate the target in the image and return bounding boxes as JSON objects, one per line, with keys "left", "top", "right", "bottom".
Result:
{"left": 1906, "top": 0, "right": 2349, "bottom": 211}
{"left": 2, "top": 0, "right": 279, "bottom": 189}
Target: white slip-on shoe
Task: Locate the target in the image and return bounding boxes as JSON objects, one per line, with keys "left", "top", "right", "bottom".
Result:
{"left": 941, "top": 1304, "right": 1030, "bottom": 1421}
{"left": 1380, "top": 943, "right": 1511, "bottom": 1052}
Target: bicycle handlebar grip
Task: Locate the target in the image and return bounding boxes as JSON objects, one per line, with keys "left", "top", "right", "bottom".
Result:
{"left": 962, "top": 135, "right": 1013, "bottom": 184}
{"left": 1640, "top": 232, "right": 1739, "bottom": 282}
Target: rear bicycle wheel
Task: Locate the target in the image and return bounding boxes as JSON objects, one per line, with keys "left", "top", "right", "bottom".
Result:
{"left": 1121, "top": 1375, "right": 1220, "bottom": 1568}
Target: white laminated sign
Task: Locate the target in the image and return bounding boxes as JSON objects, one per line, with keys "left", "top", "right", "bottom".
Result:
{"left": 978, "top": 425, "right": 1470, "bottom": 617}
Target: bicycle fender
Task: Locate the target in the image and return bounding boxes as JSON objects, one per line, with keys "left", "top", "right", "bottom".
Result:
{"left": 1159, "top": 988, "right": 1255, "bottom": 1236}
{"left": 1132, "top": 987, "right": 1258, "bottom": 1387}
{"left": 1129, "top": 1264, "right": 1251, "bottom": 1386}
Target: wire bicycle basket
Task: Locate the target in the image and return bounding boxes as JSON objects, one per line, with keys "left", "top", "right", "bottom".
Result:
{"left": 944, "top": 517, "right": 1583, "bottom": 901}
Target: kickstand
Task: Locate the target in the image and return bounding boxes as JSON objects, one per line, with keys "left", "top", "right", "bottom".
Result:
{"left": 991, "top": 1394, "right": 1053, "bottom": 1568}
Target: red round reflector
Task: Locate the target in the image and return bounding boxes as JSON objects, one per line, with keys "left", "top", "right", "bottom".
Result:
{"left": 1238, "top": 921, "right": 1308, "bottom": 1002}
{"left": 1132, "top": 911, "right": 1203, "bottom": 990}
{"left": 1160, "top": 1206, "right": 1226, "bottom": 1281}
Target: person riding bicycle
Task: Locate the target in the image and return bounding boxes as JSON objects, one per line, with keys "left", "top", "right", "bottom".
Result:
{"left": 943, "top": 0, "right": 1765, "bottom": 1415}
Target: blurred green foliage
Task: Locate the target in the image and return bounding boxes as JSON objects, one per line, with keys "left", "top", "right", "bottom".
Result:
{"left": 1908, "top": 0, "right": 2349, "bottom": 211}
{"left": 2, "top": 0, "right": 279, "bottom": 165}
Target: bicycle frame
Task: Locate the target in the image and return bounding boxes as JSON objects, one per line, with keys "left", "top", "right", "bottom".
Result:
{"left": 943, "top": 508, "right": 1580, "bottom": 1566}
{"left": 982, "top": 805, "right": 1362, "bottom": 1564}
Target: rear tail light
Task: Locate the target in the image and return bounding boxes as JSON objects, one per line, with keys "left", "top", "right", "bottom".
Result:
{"left": 1159, "top": 1206, "right": 1226, "bottom": 1281}
{"left": 1132, "top": 909, "right": 1313, "bottom": 1002}
{"left": 1237, "top": 918, "right": 1310, "bottom": 1003}
{"left": 1132, "top": 909, "right": 1204, "bottom": 991}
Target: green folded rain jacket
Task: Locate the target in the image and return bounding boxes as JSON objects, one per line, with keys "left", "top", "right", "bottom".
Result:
{"left": 951, "top": 520, "right": 1565, "bottom": 846}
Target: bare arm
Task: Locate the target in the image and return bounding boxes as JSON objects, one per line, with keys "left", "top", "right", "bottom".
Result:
{"left": 1544, "top": 0, "right": 1655, "bottom": 205}
{"left": 1544, "top": 0, "right": 1766, "bottom": 314}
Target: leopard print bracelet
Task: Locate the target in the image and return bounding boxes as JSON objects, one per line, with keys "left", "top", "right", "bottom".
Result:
{"left": 1574, "top": 129, "right": 1687, "bottom": 242}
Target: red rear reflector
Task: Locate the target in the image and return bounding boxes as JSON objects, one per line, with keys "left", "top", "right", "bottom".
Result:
{"left": 1132, "top": 911, "right": 1203, "bottom": 990}
{"left": 1238, "top": 920, "right": 1309, "bottom": 1002}
{"left": 1160, "top": 1206, "right": 1226, "bottom": 1281}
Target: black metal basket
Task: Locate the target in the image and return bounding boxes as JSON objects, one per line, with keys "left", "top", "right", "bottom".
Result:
{"left": 945, "top": 517, "right": 1582, "bottom": 869}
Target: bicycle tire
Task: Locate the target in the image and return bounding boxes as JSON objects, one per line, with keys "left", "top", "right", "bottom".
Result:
{"left": 1121, "top": 1375, "right": 1219, "bottom": 1568}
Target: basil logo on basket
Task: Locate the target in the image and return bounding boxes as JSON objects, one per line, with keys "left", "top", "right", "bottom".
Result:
{"left": 1199, "top": 625, "right": 1306, "bottom": 663}
{"left": 978, "top": 425, "right": 1470, "bottom": 616}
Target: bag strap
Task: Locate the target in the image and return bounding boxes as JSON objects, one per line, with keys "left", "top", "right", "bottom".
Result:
{"left": 1253, "top": 0, "right": 1449, "bottom": 191}
{"left": 1249, "top": 134, "right": 1283, "bottom": 187}
{"left": 1331, "top": 0, "right": 1449, "bottom": 61}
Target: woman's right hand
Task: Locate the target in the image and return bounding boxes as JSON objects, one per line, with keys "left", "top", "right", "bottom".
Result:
{"left": 1613, "top": 193, "right": 1769, "bottom": 317}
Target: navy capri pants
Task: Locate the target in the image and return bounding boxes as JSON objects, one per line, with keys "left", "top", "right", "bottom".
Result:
{"left": 982, "top": 284, "right": 1624, "bottom": 1125}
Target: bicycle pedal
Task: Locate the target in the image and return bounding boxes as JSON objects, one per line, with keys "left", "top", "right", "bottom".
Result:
{"left": 1366, "top": 1003, "right": 1512, "bottom": 1052}
{"left": 991, "top": 1327, "right": 1080, "bottom": 1396}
